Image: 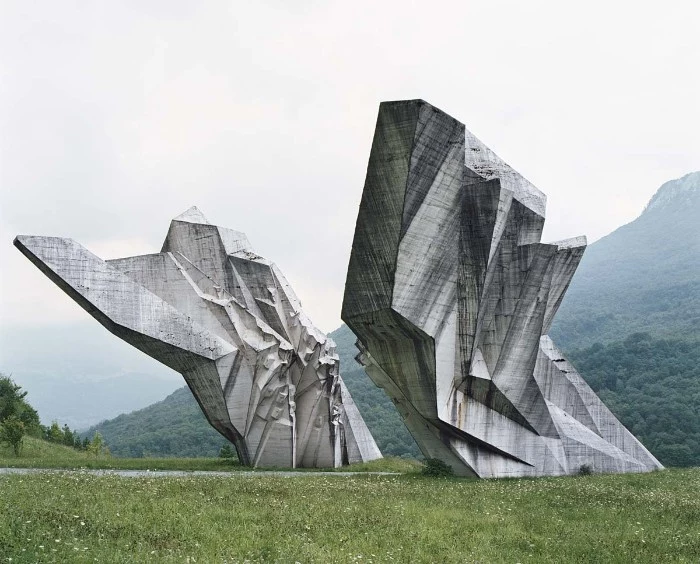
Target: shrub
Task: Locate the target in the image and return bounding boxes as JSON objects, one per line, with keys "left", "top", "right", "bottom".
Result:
{"left": 421, "top": 458, "right": 454, "bottom": 477}
{"left": 87, "top": 431, "right": 107, "bottom": 456}
{"left": 0, "top": 416, "right": 26, "bottom": 456}
{"left": 219, "top": 444, "right": 235, "bottom": 459}
{"left": 578, "top": 464, "right": 593, "bottom": 476}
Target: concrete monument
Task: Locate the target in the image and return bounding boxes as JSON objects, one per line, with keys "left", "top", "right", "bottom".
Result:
{"left": 342, "top": 99, "right": 662, "bottom": 477}
{"left": 15, "top": 208, "right": 381, "bottom": 468}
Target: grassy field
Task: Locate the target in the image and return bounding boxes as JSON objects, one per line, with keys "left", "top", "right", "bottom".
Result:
{"left": 1, "top": 466, "right": 698, "bottom": 563}
{"left": 0, "top": 436, "right": 419, "bottom": 474}
{"left": 0, "top": 437, "right": 240, "bottom": 472}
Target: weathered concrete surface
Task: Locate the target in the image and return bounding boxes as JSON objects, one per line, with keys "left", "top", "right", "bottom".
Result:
{"left": 342, "top": 99, "right": 662, "bottom": 478}
{"left": 15, "top": 209, "right": 381, "bottom": 469}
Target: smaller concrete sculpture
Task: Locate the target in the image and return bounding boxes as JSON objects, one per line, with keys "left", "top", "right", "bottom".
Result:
{"left": 15, "top": 208, "right": 381, "bottom": 468}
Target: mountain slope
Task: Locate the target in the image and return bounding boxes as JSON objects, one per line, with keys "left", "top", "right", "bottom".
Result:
{"left": 550, "top": 171, "right": 700, "bottom": 349}
{"left": 84, "top": 387, "right": 224, "bottom": 458}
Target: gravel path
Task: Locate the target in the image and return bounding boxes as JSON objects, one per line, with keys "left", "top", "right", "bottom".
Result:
{"left": 0, "top": 467, "right": 398, "bottom": 478}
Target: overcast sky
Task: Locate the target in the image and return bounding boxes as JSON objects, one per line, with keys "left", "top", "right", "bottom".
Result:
{"left": 2, "top": 0, "right": 699, "bottom": 339}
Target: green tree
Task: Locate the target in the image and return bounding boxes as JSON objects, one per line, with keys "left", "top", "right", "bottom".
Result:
{"left": 46, "top": 421, "right": 64, "bottom": 443}
{"left": 87, "top": 431, "right": 105, "bottom": 456}
{"left": 422, "top": 458, "right": 454, "bottom": 477}
{"left": 62, "top": 424, "right": 74, "bottom": 447}
{"left": 0, "top": 375, "right": 23, "bottom": 421}
{"left": 0, "top": 415, "right": 26, "bottom": 456}
{"left": 0, "top": 375, "right": 41, "bottom": 437}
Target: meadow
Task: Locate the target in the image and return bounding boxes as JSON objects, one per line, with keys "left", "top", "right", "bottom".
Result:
{"left": 0, "top": 437, "right": 416, "bottom": 474}
{"left": 1, "top": 465, "right": 698, "bottom": 563}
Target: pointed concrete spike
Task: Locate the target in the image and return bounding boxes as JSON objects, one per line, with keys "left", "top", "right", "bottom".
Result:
{"left": 173, "top": 206, "right": 210, "bottom": 225}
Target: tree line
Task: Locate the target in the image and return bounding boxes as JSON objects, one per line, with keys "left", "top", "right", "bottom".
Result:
{"left": 0, "top": 374, "right": 107, "bottom": 456}
{"left": 567, "top": 333, "right": 700, "bottom": 467}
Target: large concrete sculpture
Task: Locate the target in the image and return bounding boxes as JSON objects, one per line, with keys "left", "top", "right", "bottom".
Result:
{"left": 15, "top": 208, "right": 381, "bottom": 468}
{"left": 342, "top": 99, "right": 662, "bottom": 477}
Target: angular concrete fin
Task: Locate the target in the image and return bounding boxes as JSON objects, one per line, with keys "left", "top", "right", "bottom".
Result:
{"left": 16, "top": 215, "right": 380, "bottom": 471}
{"left": 541, "top": 237, "right": 587, "bottom": 333}
{"left": 534, "top": 343, "right": 601, "bottom": 435}
{"left": 459, "top": 179, "right": 508, "bottom": 367}
{"left": 400, "top": 101, "right": 464, "bottom": 239}
{"left": 170, "top": 252, "right": 232, "bottom": 301}
{"left": 539, "top": 337, "right": 663, "bottom": 469}
{"left": 549, "top": 404, "right": 643, "bottom": 467}
{"left": 343, "top": 99, "right": 660, "bottom": 477}
{"left": 217, "top": 226, "right": 254, "bottom": 255}
{"left": 463, "top": 127, "right": 547, "bottom": 217}
{"left": 342, "top": 100, "right": 421, "bottom": 319}
{"left": 14, "top": 236, "right": 234, "bottom": 361}
{"left": 228, "top": 258, "right": 266, "bottom": 319}
{"left": 108, "top": 252, "right": 237, "bottom": 344}
{"left": 471, "top": 200, "right": 544, "bottom": 373}
{"left": 161, "top": 219, "right": 228, "bottom": 275}
{"left": 490, "top": 243, "right": 560, "bottom": 437}
{"left": 339, "top": 378, "right": 383, "bottom": 463}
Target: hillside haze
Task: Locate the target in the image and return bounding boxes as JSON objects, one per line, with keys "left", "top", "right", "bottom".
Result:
{"left": 550, "top": 171, "right": 700, "bottom": 349}
{"left": 1, "top": 323, "right": 181, "bottom": 429}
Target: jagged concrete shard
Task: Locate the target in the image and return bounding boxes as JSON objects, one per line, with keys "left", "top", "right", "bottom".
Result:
{"left": 15, "top": 208, "right": 381, "bottom": 468}
{"left": 342, "top": 99, "right": 662, "bottom": 477}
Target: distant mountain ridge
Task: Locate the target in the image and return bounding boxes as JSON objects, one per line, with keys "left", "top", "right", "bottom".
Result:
{"left": 645, "top": 171, "right": 700, "bottom": 213}
{"left": 550, "top": 171, "right": 700, "bottom": 349}
{"left": 2, "top": 323, "right": 181, "bottom": 430}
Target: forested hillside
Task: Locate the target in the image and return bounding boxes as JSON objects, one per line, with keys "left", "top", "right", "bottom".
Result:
{"left": 548, "top": 171, "right": 700, "bottom": 467}
{"left": 84, "top": 387, "right": 223, "bottom": 457}
{"left": 567, "top": 333, "right": 699, "bottom": 467}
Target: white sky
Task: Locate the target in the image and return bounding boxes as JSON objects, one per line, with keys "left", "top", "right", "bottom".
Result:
{"left": 2, "top": 0, "right": 699, "bottom": 336}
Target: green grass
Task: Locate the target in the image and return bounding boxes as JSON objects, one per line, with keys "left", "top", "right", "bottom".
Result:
{"left": 1, "top": 468, "right": 698, "bottom": 562}
{"left": 0, "top": 437, "right": 416, "bottom": 473}
{"left": 0, "top": 437, "right": 238, "bottom": 472}
{"left": 332, "top": 457, "right": 422, "bottom": 474}
{"left": 1, "top": 436, "right": 87, "bottom": 460}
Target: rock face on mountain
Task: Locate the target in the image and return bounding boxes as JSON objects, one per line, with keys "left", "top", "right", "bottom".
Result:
{"left": 551, "top": 171, "right": 700, "bottom": 349}
{"left": 14, "top": 208, "right": 381, "bottom": 468}
{"left": 342, "top": 99, "right": 662, "bottom": 477}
